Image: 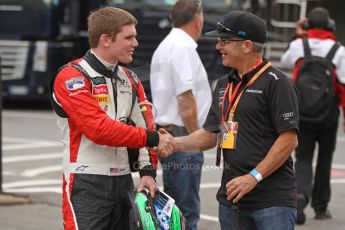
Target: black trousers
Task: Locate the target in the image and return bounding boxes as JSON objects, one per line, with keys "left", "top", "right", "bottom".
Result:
{"left": 69, "top": 174, "right": 134, "bottom": 230}
{"left": 294, "top": 116, "right": 339, "bottom": 212}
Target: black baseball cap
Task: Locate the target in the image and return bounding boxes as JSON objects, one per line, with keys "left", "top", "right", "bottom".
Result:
{"left": 205, "top": 10, "right": 267, "bottom": 43}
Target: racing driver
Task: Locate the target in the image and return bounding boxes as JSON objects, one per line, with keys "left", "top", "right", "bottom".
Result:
{"left": 50, "top": 7, "right": 175, "bottom": 230}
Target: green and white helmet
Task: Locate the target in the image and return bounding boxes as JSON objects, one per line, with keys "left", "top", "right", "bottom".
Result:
{"left": 128, "top": 189, "right": 185, "bottom": 230}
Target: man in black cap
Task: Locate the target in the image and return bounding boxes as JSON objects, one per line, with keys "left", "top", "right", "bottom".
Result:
{"left": 158, "top": 10, "right": 300, "bottom": 229}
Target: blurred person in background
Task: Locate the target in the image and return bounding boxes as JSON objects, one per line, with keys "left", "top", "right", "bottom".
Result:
{"left": 281, "top": 6, "right": 345, "bottom": 225}
{"left": 150, "top": 0, "right": 212, "bottom": 229}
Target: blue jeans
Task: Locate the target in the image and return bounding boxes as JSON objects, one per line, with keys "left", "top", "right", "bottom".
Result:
{"left": 218, "top": 203, "right": 297, "bottom": 230}
{"left": 159, "top": 151, "right": 204, "bottom": 230}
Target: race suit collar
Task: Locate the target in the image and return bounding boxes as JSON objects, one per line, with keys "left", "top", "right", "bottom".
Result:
{"left": 307, "top": 29, "right": 337, "bottom": 41}
{"left": 83, "top": 50, "right": 119, "bottom": 78}
{"left": 90, "top": 49, "right": 118, "bottom": 71}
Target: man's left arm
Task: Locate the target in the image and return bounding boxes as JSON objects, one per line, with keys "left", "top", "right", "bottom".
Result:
{"left": 255, "top": 130, "right": 298, "bottom": 177}
{"left": 130, "top": 94, "right": 158, "bottom": 197}
{"left": 227, "top": 72, "right": 299, "bottom": 203}
{"left": 226, "top": 130, "right": 298, "bottom": 203}
{"left": 137, "top": 176, "right": 157, "bottom": 198}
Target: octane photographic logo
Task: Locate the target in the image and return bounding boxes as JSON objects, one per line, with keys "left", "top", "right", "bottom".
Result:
{"left": 65, "top": 77, "right": 85, "bottom": 90}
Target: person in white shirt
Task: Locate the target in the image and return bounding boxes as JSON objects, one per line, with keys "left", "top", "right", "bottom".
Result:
{"left": 150, "top": 0, "right": 211, "bottom": 229}
{"left": 281, "top": 7, "right": 345, "bottom": 225}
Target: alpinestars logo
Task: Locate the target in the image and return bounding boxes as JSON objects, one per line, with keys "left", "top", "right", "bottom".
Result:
{"left": 75, "top": 165, "right": 89, "bottom": 172}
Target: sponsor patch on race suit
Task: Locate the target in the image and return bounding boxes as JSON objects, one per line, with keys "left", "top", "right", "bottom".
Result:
{"left": 65, "top": 77, "right": 85, "bottom": 90}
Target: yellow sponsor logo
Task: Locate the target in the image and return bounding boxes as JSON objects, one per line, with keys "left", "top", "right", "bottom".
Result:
{"left": 94, "top": 95, "right": 109, "bottom": 104}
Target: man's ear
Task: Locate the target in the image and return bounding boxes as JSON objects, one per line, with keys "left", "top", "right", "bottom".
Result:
{"left": 99, "top": 34, "right": 112, "bottom": 47}
{"left": 194, "top": 13, "right": 203, "bottom": 31}
{"left": 197, "top": 15, "right": 203, "bottom": 28}
{"left": 242, "top": 40, "right": 254, "bottom": 54}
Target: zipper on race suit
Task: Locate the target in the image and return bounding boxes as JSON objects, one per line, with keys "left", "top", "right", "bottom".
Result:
{"left": 111, "top": 77, "right": 117, "bottom": 113}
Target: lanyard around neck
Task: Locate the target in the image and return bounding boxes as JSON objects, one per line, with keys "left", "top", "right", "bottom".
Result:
{"left": 221, "top": 62, "right": 271, "bottom": 122}
{"left": 221, "top": 82, "right": 241, "bottom": 122}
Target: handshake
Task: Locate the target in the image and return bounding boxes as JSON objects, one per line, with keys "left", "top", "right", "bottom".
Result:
{"left": 153, "top": 128, "right": 176, "bottom": 157}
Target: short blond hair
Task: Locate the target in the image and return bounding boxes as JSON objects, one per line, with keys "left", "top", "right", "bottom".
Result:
{"left": 87, "top": 7, "right": 137, "bottom": 48}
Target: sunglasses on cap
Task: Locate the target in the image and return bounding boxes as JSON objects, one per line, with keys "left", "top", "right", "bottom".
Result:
{"left": 216, "top": 22, "right": 250, "bottom": 40}
{"left": 216, "top": 22, "right": 234, "bottom": 34}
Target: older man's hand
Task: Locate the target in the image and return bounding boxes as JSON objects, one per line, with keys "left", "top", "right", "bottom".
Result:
{"left": 226, "top": 174, "right": 258, "bottom": 203}
{"left": 156, "top": 128, "right": 176, "bottom": 157}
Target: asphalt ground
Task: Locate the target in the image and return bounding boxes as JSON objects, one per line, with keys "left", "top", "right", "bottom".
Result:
{"left": 0, "top": 107, "right": 344, "bottom": 230}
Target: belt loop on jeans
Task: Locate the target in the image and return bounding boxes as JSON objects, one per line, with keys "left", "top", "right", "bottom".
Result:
{"left": 156, "top": 124, "right": 173, "bottom": 132}
{"left": 156, "top": 124, "right": 188, "bottom": 135}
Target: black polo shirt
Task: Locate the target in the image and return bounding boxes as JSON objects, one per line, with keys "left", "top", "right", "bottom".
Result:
{"left": 203, "top": 61, "right": 299, "bottom": 211}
